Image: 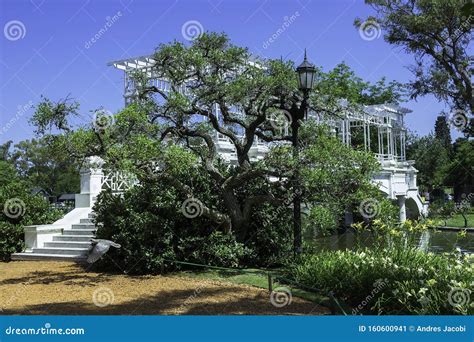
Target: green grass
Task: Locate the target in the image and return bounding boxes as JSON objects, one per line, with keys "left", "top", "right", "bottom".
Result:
{"left": 442, "top": 213, "right": 474, "bottom": 228}
{"left": 180, "top": 268, "right": 329, "bottom": 305}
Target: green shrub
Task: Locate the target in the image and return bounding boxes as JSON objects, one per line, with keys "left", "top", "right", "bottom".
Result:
{"left": 0, "top": 161, "right": 63, "bottom": 261}
{"left": 304, "top": 206, "right": 338, "bottom": 237}
{"left": 0, "top": 223, "right": 25, "bottom": 261}
{"left": 93, "top": 183, "right": 252, "bottom": 274}
{"left": 243, "top": 202, "right": 292, "bottom": 266}
{"left": 184, "top": 231, "right": 251, "bottom": 268}
{"left": 92, "top": 167, "right": 294, "bottom": 273}
{"left": 285, "top": 247, "right": 473, "bottom": 315}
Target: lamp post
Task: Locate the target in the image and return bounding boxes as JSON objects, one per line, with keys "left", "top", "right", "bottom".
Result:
{"left": 292, "top": 49, "right": 316, "bottom": 255}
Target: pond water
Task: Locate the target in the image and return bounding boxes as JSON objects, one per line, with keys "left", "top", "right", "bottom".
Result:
{"left": 308, "top": 230, "right": 474, "bottom": 254}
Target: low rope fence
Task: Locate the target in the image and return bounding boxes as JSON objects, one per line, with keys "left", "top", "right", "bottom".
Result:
{"left": 162, "top": 258, "right": 348, "bottom": 315}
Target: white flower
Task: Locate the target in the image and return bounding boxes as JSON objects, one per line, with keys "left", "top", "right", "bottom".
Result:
{"left": 418, "top": 287, "right": 428, "bottom": 295}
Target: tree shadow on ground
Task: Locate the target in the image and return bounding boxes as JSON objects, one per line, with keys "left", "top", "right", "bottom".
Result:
{"left": 2, "top": 286, "right": 329, "bottom": 315}
{"left": 0, "top": 268, "right": 114, "bottom": 287}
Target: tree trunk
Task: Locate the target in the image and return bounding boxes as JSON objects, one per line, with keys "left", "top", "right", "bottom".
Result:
{"left": 461, "top": 213, "right": 468, "bottom": 228}
{"left": 221, "top": 189, "right": 248, "bottom": 242}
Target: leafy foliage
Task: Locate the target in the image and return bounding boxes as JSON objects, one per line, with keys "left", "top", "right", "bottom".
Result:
{"left": 439, "top": 138, "right": 474, "bottom": 202}
{"left": 93, "top": 181, "right": 279, "bottom": 274}
{"left": 356, "top": 0, "right": 473, "bottom": 135}
{"left": 434, "top": 115, "right": 452, "bottom": 152}
{"left": 30, "top": 96, "right": 79, "bottom": 135}
{"left": 286, "top": 247, "right": 473, "bottom": 315}
{"left": 0, "top": 223, "right": 24, "bottom": 262}
{"left": 0, "top": 161, "right": 62, "bottom": 261}
{"left": 10, "top": 138, "right": 80, "bottom": 196}
{"left": 406, "top": 133, "right": 450, "bottom": 193}
{"left": 316, "top": 62, "right": 406, "bottom": 105}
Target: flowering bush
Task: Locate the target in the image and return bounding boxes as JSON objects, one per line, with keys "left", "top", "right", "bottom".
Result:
{"left": 285, "top": 247, "right": 473, "bottom": 315}
{"left": 351, "top": 219, "right": 439, "bottom": 248}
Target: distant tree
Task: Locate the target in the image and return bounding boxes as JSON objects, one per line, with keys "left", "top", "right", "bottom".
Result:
{"left": 0, "top": 141, "right": 13, "bottom": 161}
{"left": 439, "top": 138, "right": 474, "bottom": 202}
{"left": 356, "top": 0, "right": 473, "bottom": 135}
{"left": 434, "top": 115, "right": 452, "bottom": 153}
{"left": 456, "top": 200, "right": 471, "bottom": 228}
{"left": 406, "top": 134, "right": 449, "bottom": 193}
{"left": 10, "top": 139, "right": 80, "bottom": 197}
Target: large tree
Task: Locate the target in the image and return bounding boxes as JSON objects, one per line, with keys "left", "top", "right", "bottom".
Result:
{"left": 31, "top": 33, "right": 397, "bottom": 244}
{"left": 356, "top": 0, "right": 473, "bottom": 135}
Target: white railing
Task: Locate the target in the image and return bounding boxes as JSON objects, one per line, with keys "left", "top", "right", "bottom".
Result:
{"left": 101, "top": 171, "right": 138, "bottom": 192}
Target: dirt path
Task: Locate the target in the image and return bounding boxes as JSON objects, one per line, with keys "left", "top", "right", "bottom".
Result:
{"left": 0, "top": 261, "right": 329, "bottom": 315}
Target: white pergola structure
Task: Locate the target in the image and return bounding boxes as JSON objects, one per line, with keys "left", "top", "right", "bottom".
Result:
{"left": 109, "top": 56, "right": 427, "bottom": 221}
{"left": 331, "top": 104, "right": 407, "bottom": 162}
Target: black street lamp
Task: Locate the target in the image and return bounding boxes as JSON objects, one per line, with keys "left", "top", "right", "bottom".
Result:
{"left": 296, "top": 50, "right": 317, "bottom": 93}
{"left": 291, "top": 49, "right": 316, "bottom": 255}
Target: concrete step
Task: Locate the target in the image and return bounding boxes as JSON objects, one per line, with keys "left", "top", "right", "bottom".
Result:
{"left": 11, "top": 253, "right": 87, "bottom": 262}
{"left": 71, "top": 223, "right": 95, "bottom": 229}
{"left": 54, "top": 235, "right": 95, "bottom": 242}
{"left": 63, "top": 229, "right": 96, "bottom": 236}
{"left": 44, "top": 241, "right": 92, "bottom": 248}
{"left": 11, "top": 212, "right": 97, "bottom": 262}
{"left": 32, "top": 247, "right": 89, "bottom": 256}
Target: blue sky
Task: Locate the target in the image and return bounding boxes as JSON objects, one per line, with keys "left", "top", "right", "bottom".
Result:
{"left": 0, "top": 0, "right": 450, "bottom": 144}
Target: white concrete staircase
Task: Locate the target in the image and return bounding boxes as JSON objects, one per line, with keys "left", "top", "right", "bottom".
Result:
{"left": 11, "top": 213, "right": 96, "bottom": 262}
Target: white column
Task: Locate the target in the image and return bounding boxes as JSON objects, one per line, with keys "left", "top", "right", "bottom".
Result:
{"left": 347, "top": 119, "right": 351, "bottom": 146}
{"left": 76, "top": 156, "right": 104, "bottom": 208}
{"left": 401, "top": 131, "right": 406, "bottom": 161}
{"left": 378, "top": 127, "right": 383, "bottom": 156}
{"left": 363, "top": 121, "right": 367, "bottom": 151}
{"left": 397, "top": 195, "right": 407, "bottom": 222}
